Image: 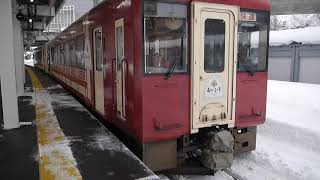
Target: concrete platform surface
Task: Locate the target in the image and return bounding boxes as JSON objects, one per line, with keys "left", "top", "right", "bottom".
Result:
{"left": 0, "top": 67, "right": 158, "bottom": 180}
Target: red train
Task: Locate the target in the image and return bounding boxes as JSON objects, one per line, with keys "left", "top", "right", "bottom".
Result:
{"left": 34, "top": 0, "right": 270, "bottom": 171}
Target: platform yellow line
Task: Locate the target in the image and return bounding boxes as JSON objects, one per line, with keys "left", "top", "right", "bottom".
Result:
{"left": 26, "top": 67, "right": 82, "bottom": 180}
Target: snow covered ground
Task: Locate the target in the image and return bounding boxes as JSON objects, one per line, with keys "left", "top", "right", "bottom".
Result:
{"left": 233, "top": 80, "right": 320, "bottom": 180}
{"left": 173, "top": 80, "right": 320, "bottom": 180}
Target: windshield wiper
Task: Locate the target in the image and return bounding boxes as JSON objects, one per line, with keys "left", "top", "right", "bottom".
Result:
{"left": 164, "top": 37, "right": 184, "bottom": 80}
{"left": 238, "top": 54, "right": 255, "bottom": 76}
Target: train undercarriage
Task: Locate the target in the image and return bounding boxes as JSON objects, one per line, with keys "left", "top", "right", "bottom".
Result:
{"left": 142, "top": 126, "right": 257, "bottom": 172}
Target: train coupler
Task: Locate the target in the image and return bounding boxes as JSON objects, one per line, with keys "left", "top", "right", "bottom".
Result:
{"left": 200, "top": 130, "right": 234, "bottom": 170}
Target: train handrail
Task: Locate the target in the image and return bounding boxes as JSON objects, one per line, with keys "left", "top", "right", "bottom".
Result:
{"left": 103, "top": 59, "right": 106, "bottom": 79}
{"left": 111, "top": 58, "right": 117, "bottom": 110}
{"left": 121, "top": 58, "right": 128, "bottom": 118}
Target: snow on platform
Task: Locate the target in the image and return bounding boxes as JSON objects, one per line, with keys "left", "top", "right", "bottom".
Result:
{"left": 25, "top": 67, "right": 158, "bottom": 180}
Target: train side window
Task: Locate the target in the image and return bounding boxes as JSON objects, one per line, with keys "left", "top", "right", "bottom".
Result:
{"left": 237, "top": 10, "right": 269, "bottom": 72}
{"left": 57, "top": 47, "right": 61, "bottom": 64}
{"left": 76, "top": 36, "right": 85, "bottom": 69}
{"left": 144, "top": 2, "right": 188, "bottom": 74}
{"left": 55, "top": 47, "right": 58, "bottom": 64}
{"left": 116, "top": 26, "right": 124, "bottom": 65}
{"left": 65, "top": 42, "right": 70, "bottom": 66}
{"left": 60, "top": 44, "right": 65, "bottom": 65}
{"left": 69, "top": 39, "right": 76, "bottom": 67}
{"left": 94, "top": 29, "right": 103, "bottom": 71}
{"left": 204, "top": 19, "right": 225, "bottom": 73}
{"left": 53, "top": 48, "right": 56, "bottom": 64}
{"left": 51, "top": 48, "right": 54, "bottom": 63}
{"left": 52, "top": 48, "right": 55, "bottom": 64}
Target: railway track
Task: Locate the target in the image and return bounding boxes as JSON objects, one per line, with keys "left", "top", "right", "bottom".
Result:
{"left": 158, "top": 170, "right": 243, "bottom": 180}
{"left": 158, "top": 164, "right": 244, "bottom": 180}
{"left": 222, "top": 169, "right": 244, "bottom": 180}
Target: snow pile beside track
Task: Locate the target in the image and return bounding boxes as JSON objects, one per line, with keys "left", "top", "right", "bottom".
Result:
{"left": 171, "top": 171, "right": 234, "bottom": 180}
{"left": 266, "top": 80, "right": 320, "bottom": 134}
{"left": 230, "top": 80, "right": 320, "bottom": 180}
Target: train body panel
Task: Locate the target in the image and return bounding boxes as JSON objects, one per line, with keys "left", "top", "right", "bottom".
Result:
{"left": 236, "top": 72, "right": 268, "bottom": 127}
{"left": 142, "top": 75, "right": 190, "bottom": 142}
{"left": 34, "top": 0, "right": 271, "bottom": 171}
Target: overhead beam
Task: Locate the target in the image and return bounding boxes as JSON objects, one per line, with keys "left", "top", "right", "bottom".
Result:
{"left": 36, "top": 5, "right": 55, "bottom": 17}
{"left": 22, "top": 24, "right": 44, "bottom": 31}
{"left": 35, "top": 34, "right": 55, "bottom": 41}
{"left": 49, "top": 0, "right": 57, "bottom": 6}
{"left": 33, "top": 21, "right": 45, "bottom": 30}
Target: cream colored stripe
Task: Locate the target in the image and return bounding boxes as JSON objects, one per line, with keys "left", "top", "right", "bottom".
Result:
{"left": 26, "top": 67, "right": 82, "bottom": 180}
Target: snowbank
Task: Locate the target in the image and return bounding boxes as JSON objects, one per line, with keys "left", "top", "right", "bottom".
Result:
{"left": 267, "top": 80, "right": 320, "bottom": 133}
{"left": 270, "top": 27, "right": 320, "bottom": 46}
{"left": 251, "top": 27, "right": 320, "bottom": 46}
{"left": 269, "top": 27, "right": 320, "bottom": 46}
{"left": 230, "top": 80, "right": 320, "bottom": 180}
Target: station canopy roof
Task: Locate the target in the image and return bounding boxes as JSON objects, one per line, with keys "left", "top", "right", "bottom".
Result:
{"left": 16, "top": 0, "right": 65, "bottom": 47}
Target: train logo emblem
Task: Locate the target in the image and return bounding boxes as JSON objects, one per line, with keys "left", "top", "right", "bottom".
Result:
{"left": 205, "top": 75, "right": 223, "bottom": 98}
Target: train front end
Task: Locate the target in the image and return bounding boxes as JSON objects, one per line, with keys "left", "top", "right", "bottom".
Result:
{"left": 141, "top": 0, "right": 270, "bottom": 171}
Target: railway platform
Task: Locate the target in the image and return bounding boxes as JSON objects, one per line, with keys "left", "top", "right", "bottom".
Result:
{"left": 0, "top": 66, "right": 158, "bottom": 180}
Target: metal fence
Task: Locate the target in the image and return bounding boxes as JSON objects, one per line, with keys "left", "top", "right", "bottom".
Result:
{"left": 268, "top": 44, "right": 320, "bottom": 84}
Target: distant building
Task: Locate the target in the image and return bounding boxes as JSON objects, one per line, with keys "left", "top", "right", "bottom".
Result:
{"left": 46, "top": 0, "right": 95, "bottom": 32}
{"left": 268, "top": 27, "right": 320, "bottom": 84}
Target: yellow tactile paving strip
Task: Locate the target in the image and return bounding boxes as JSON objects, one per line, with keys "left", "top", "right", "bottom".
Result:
{"left": 26, "top": 67, "right": 82, "bottom": 180}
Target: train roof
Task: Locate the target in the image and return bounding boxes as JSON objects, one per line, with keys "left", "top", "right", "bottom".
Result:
{"left": 48, "top": 0, "right": 271, "bottom": 46}
{"left": 239, "top": 0, "right": 270, "bottom": 11}
{"left": 191, "top": 0, "right": 270, "bottom": 11}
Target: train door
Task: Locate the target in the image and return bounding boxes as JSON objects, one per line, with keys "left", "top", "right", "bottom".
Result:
{"left": 191, "top": 2, "right": 238, "bottom": 132}
{"left": 115, "top": 18, "right": 126, "bottom": 120}
{"left": 93, "top": 27, "right": 105, "bottom": 115}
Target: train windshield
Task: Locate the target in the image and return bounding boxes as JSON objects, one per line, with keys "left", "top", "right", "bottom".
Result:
{"left": 143, "top": 1, "right": 188, "bottom": 75}
{"left": 237, "top": 10, "right": 269, "bottom": 73}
